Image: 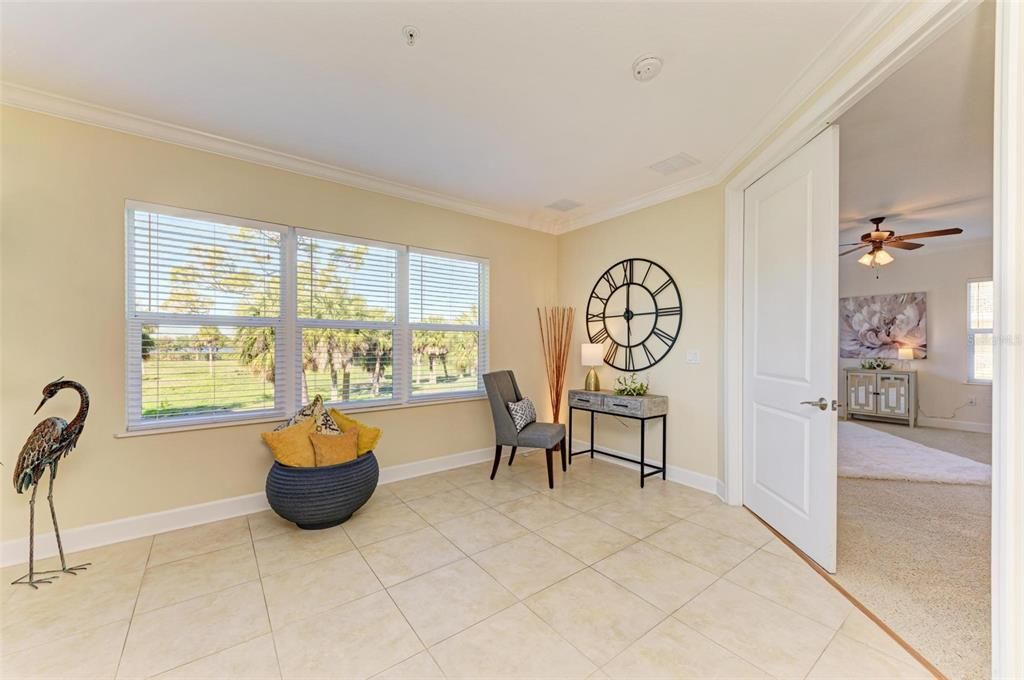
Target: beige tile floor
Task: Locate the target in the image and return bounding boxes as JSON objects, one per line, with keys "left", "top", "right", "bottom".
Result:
{"left": 1, "top": 454, "right": 934, "bottom": 679}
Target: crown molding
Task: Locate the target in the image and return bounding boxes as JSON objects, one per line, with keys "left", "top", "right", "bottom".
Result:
{"left": 2, "top": 1, "right": 902, "bottom": 239}
{"left": 563, "top": 170, "right": 721, "bottom": 232}
{"left": 0, "top": 82, "right": 563, "bottom": 234}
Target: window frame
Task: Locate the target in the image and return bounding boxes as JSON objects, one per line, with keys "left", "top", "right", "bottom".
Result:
{"left": 125, "top": 201, "right": 489, "bottom": 432}
{"left": 407, "top": 246, "right": 490, "bottom": 404}
{"left": 967, "top": 277, "right": 994, "bottom": 385}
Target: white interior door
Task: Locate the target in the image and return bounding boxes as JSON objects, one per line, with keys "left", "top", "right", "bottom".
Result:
{"left": 742, "top": 126, "right": 839, "bottom": 572}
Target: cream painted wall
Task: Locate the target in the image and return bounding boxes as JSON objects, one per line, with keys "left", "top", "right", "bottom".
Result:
{"left": 556, "top": 187, "right": 724, "bottom": 479}
{"left": 839, "top": 239, "right": 994, "bottom": 429}
{"left": 0, "top": 107, "right": 557, "bottom": 541}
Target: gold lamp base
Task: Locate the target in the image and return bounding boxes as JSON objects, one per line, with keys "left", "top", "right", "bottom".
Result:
{"left": 584, "top": 367, "right": 600, "bottom": 391}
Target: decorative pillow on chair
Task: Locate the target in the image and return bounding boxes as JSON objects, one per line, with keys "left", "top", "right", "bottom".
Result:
{"left": 309, "top": 429, "right": 359, "bottom": 466}
{"left": 328, "top": 409, "right": 382, "bottom": 455}
{"left": 261, "top": 418, "right": 318, "bottom": 467}
{"left": 275, "top": 394, "right": 341, "bottom": 434}
{"left": 507, "top": 398, "right": 537, "bottom": 432}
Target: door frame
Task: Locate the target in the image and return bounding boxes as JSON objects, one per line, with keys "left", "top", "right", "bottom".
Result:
{"left": 721, "top": 0, "right": 1023, "bottom": 676}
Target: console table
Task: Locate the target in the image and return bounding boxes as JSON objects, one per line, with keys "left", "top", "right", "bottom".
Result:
{"left": 844, "top": 368, "right": 918, "bottom": 427}
{"left": 567, "top": 389, "right": 668, "bottom": 487}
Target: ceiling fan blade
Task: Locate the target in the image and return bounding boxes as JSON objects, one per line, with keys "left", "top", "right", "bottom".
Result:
{"left": 886, "top": 241, "right": 924, "bottom": 250}
{"left": 839, "top": 242, "right": 863, "bottom": 247}
{"left": 839, "top": 245, "right": 870, "bottom": 257}
{"left": 891, "top": 227, "right": 964, "bottom": 241}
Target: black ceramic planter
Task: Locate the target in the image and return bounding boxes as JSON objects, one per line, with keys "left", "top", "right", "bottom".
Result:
{"left": 265, "top": 452, "right": 379, "bottom": 530}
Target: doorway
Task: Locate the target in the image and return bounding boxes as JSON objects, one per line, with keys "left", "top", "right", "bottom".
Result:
{"left": 831, "top": 5, "right": 995, "bottom": 675}
{"left": 723, "top": 0, "right": 1023, "bottom": 677}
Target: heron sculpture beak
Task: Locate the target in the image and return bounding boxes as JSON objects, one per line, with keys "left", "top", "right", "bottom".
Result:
{"left": 34, "top": 397, "right": 48, "bottom": 415}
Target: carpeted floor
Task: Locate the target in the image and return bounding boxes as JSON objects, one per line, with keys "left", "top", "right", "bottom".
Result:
{"left": 837, "top": 422, "right": 991, "bottom": 680}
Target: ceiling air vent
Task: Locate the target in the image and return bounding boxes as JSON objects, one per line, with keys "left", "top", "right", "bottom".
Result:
{"left": 648, "top": 151, "right": 700, "bottom": 176}
{"left": 545, "top": 199, "right": 582, "bottom": 212}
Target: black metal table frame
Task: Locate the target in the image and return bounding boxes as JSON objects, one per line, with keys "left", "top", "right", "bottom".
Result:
{"left": 567, "top": 406, "right": 667, "bottom": 487}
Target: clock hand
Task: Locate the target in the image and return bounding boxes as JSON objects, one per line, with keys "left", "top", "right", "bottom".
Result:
{"left": 604, "top": 310, "right": 659, "bottom": 319}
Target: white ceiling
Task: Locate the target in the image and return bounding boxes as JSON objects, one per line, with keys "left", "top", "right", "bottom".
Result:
{"left": 837, "top": 1, "right": 994, "bottom": 244}
{"left": 2, "top": 1, "right": 890, "bottom": 233}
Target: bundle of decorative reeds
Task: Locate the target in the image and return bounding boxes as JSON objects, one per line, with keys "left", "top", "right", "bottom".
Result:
{"left": 537, "top": 306, "right": 575, "bottom": 423}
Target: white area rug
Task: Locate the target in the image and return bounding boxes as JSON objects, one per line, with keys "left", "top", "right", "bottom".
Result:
{"left": 838, "top": 421, "right": 991, "bottom": 485}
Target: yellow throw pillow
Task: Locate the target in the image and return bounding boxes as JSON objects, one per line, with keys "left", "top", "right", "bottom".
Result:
{"left": 328, "top": 408, "right": 382, "bottom": 455}
{"left": 309, "top": 430, "right": 359, "bottom": 467}
{"left": 261, "top": 417, "right": 317, "bottom": 467}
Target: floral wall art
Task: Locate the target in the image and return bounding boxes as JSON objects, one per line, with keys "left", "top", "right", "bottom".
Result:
{"left": 839, "top": 292, "right": 928, "bottom": 359}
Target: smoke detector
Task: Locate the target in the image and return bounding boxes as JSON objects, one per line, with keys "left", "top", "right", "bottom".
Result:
{"left": 402, "top": 25, "right": 419, "bottom": 47}
{"left": 632, "top": 55, "right": 662, "bottom": 82}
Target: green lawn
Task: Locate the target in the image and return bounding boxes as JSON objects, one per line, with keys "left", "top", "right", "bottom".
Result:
{"left": 142, "top": 358, "right": 477, "bottom": 418}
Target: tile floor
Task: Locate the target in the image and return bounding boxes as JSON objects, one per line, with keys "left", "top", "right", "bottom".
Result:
{"left": 1, "top": 454, "right": 934, "bottom": 679}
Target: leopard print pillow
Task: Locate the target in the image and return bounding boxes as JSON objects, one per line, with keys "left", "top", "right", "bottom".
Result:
{"left": 275, "top": 394, "right": 341, "bottom": 434}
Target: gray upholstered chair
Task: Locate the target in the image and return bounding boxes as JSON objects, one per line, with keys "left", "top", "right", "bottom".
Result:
{"left": 483, "top": 370, "right": 566, "bottom": 488}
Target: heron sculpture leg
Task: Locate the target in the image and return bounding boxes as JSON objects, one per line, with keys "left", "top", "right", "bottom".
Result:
{"left": 37, "top": 465, "right": 89, "bottom": 576}
{"left": 10, "top": 484, "right": 56, "bottom": 588}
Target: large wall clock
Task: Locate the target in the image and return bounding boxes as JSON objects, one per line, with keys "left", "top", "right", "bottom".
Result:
{"left": 586, "top": 258, "right": 682, "bottom": 371}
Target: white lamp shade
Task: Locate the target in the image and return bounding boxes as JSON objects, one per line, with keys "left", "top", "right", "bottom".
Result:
{"left": 873, "top": 249, "right": 894, "bottom": 265}
{"left": 581, "top": 343, "right": 604, "bottom": 366}
{"left": 898, "top": 347, "right": 914, "bottom": 360}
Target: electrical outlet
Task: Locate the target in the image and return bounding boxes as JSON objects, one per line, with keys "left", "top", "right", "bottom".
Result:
{"left": 686, "top": 350, "right": 701, "bottom": 364}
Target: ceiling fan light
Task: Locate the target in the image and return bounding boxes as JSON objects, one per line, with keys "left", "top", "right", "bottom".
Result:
{"left": 874, "top": 249, "right": 894, "bottom": 265}
{"left": 858, "top": 252, "right": 875, "bottom": 266}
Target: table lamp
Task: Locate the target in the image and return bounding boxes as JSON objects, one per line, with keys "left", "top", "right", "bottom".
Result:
{"left": 582, "top": 343, "right": 603, "bottom": 391}
{"left": 898, "top": 346, "right": 914, "bottom": 370}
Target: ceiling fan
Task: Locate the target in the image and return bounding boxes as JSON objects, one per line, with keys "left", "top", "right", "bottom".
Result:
{"left": 839, "top": 217, "right": 964, "bottom": 267}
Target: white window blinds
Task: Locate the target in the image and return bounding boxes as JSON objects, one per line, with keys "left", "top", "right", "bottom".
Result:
{"left": 126, "top": 206, "right": 286, "bottom": 428}
{"left": 968, "top": 279, "right": 993, "bottom": 383}
{"left": 125, "top": 202, "right": 488, "bottom": 431}
{"left": 295, "top": 232, "right": 399, "bottom": 407}
{"left": 409, "top": 250, "right": 488, "bottom": 399}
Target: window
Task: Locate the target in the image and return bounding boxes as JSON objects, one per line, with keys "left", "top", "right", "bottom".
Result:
{"left": 967, "top": 279, "right": 993, "bottom": 384}
{"left": 126, "top": 202, "right": 488, "bottom": 430}
{"left": 409, "top": 250, "right": 488, "bottom": 399}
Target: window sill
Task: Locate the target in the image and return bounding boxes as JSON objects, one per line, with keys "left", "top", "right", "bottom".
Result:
{"left": 115, "top": 394, "right": 487, "bottom": 438}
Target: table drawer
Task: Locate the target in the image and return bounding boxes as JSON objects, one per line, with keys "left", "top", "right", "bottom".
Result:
{"left": 602, "top": 396, "right": 643, "bottom": 416}
{"left": 570, "top": 392, "right": 603, "bottom": 409}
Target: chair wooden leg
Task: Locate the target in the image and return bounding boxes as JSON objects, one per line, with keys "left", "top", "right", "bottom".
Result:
{"left": 545, "top": 448, "right": 554, "bottom": 489}
{"left": 560, "top": 437, "right": 567, "bottom": 472}
{"left": 508, "top": 446, "right": 518, "bottom": 466}
{"left": 490, "top": 445, "right": 503, "bottom": 480}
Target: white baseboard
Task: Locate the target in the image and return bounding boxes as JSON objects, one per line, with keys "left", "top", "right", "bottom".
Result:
{"left": 916, "top": 416, "right": 992, "bottom": 434}
{"left": 0, "top": 445, "right": 524, "bottom": 568}
{"left": 1, "top": 441, "right": 720, "bottom": 567}
{"left": 0, "top": 491, "right": 270, "bottom": 567}
{"left": 570, "top": 439, "right": 723, "bottom": 500}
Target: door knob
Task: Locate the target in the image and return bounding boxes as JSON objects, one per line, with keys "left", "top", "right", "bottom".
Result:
{"left": 800, "top": 397, "right": 829, "bottom": 411}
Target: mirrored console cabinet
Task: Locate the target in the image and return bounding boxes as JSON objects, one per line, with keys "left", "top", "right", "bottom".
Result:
{"left": 844, "top": 368, "right": 917, "bottom": 427}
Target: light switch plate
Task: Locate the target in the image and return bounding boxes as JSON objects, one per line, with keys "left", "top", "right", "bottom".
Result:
{"left": 686, "top": 350, "right": 701, "bottom": 364}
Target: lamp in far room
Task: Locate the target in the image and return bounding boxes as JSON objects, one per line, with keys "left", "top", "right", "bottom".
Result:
{"left": 898, "top": 346, "right": 915, "bottom": 370}
{"left": 581, "top": 343, "right": 603, "bottom": 391}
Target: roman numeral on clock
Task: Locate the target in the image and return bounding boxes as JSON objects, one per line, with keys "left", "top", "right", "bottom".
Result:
{"left": 653, "top": 327, "right": 674, "bottom": 346}
{"left": 591, "top": 327, "right": 609, "bottom": 344}
{"left": 604, "top": 342, "right": 619, "bottom": 364}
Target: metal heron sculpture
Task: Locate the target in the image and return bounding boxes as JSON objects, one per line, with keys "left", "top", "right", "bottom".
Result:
{"left": 12, "top": 378, "right": 91, "bottom": 588}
